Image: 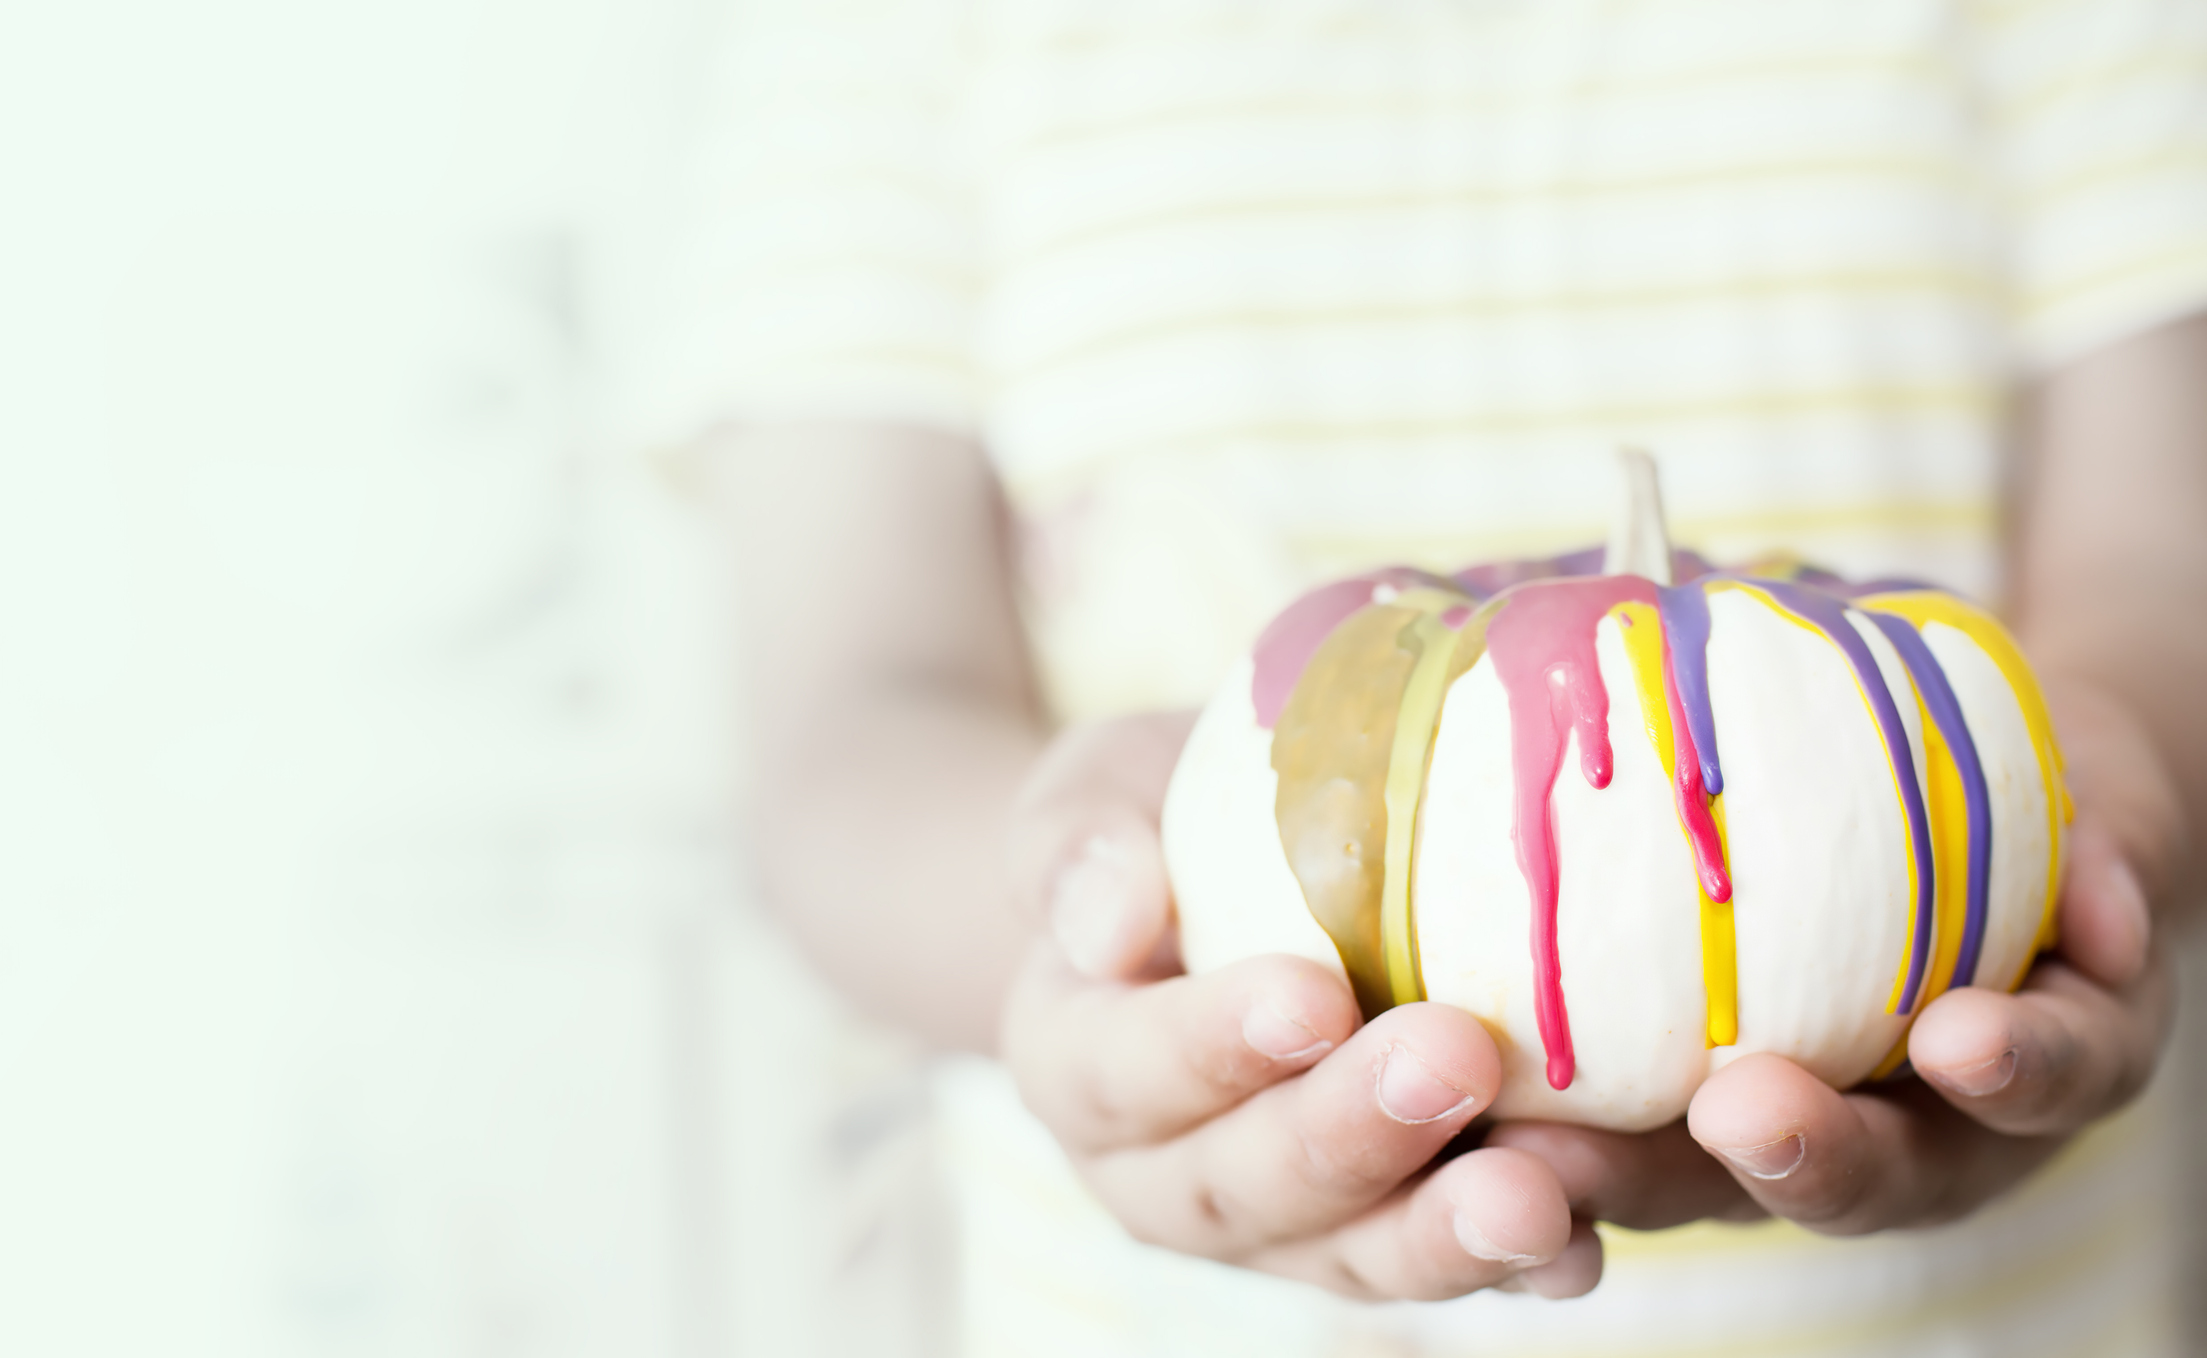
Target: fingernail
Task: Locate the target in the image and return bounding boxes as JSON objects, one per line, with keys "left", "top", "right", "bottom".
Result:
{"left": 1926, "top": 1048, "right": 2017, "bottom": 1098}
{"left": 1051, "top": 836, "right": 1132, "bottom": 978}
{"left": 1454, "top": 1212, "right": 1542, "bottom": 1267}
{"left": 1518, "top": 1260, "right": 1586, "bottom": 1301}
{"left": 1242, "top": 1004, "right": 1331, "bottom": 1061}
{"left": 1714, "top": 1133, "right": 1805, "bottom": 1181}
{"left": 1376, "top": 1045, "right": 1477, "bottom": 1124}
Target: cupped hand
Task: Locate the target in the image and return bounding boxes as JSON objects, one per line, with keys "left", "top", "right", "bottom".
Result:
{"left": 1489, "top": 680, "right": 2182, "bottom": 1236}
{"left": 999, "top": 712, "right": 1601, "bottom": 1301}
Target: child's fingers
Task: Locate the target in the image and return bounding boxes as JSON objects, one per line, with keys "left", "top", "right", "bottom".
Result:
{"left": 1085, "top": 1001, "right": 1500, "bottom": 1261}
{"left": 1483, "top": 1118, "right": 1762, "bottom": 1230}
{"left": 1686, "top": 1054, "right": 2062, "bottom": 1235}
{"left": 2054, "top": 825, "right": 2153, "bottom": 987}
{"left": 1245, "top": 1149, "right": 1585, "bottom": 1302}
{"left": 1513, "top": 1219, "right": 1607, "bottom": 1300}
{"left": 1003, "top": 948, "right": 1361, "bottom": 1155}
{"left": 1007, "top": 713, "right": 1196, "bottom": 982}
{"left": 1907, "top": 957, "right": 2172, "bottom": 1138}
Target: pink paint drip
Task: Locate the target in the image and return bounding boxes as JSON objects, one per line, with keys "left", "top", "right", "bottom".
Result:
{"left": 1660, "top": 652, "right": 1732, "bottom": 903}
{"left": 1486, "top": 577, "right": 1734, "bottom": 1089}
{"left": 1487, "top": 578, "right": 1652, "bottom": 1090}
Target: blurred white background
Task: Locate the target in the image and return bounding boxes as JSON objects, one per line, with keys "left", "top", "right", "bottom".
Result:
{"left": 0, "top": 2, "right": 943, "bottom": 1354}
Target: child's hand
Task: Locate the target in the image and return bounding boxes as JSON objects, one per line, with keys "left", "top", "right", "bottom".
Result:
{"left": 1488, "top": 681, "right": 2178, "bottom": 1237}
{"left": 1001, "top": 684, "right": 2175, "bottom": 1291}
{"left": 999, "top": 713, "right": 1602, "bottom": 1301}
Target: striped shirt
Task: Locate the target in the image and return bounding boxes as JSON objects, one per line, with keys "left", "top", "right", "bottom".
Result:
{"left": 694, "top": 0, "right": 2207, "bottom": 1353}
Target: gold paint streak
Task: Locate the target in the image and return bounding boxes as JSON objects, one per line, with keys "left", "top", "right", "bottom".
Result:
{"left": 1855, "top": 591, "right": 2069, "bottom": 980}
{"left": 1378, "top": 610, "right": 1479, "bottom": 1006}
{"left": 1271, "top": 587, "right": 1479, "bottom": 1017}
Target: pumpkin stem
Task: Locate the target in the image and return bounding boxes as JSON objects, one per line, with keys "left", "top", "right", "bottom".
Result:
{"left": 1602, "top": 446, "right": 1673, "bottom": 584}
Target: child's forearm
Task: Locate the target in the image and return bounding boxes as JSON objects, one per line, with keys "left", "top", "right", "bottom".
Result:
{"left": 716, "top": 422, "right": 1047, "bottom": 1051}
{"left": 2012, "top": 313, "right": 2207, "bottom": 909}
{"left": 754, "top": 685, "right": 1041, "bottom": 1050}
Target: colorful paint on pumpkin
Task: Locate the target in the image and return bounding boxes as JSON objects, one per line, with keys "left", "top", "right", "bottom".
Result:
{"left": 1724, "top": 579, "right": 1939, "bottom": 1015}
{"left": 1856, "top": 590, "right": 2071, "bottom": 973}
{"left": 1861, "top": 611, "right": 1993, "bottom": 992}
{"left": 1254, "top": 553, "right": 2059, "bottom": 1094}
{"left": 1614, "top": 600, "right": 1738, "bottom": 1050}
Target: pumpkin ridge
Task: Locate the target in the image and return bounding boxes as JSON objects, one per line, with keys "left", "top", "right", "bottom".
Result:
{"left": 1855, "top": 590, "right": 2070, "bottom": 971}
{"left": 1614, "top": 598, "right": 1739, "bottom": 1049}
{"left": 1719, "top": 579, "right": 1940, "bottom": 1015}
{"left": 1861, "top": 611, "right": 1994, "bottom": 996}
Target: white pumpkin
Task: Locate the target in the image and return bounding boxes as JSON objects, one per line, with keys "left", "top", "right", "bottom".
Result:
{"left": 1161, "top": 453, "right": 2068, "bottom": 1131}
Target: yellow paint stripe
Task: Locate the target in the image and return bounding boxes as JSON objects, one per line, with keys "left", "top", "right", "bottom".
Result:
{"left": 1379, "top": 606, "right": 1465, "bottom": 1006}
{"left": 1701, "top": 796, "right": 1739, "bottom": 1047}
{"left": 1002, "top": 384, "right": 1997, "bottom": 501}
{"left": 1006, "top": 52, "right": 1941, "bottom": 162}
{"left": 1916, "top": 687, "right": 1973, "bottom": 1002}
{"left": 1854, "top": 591, "right": 2069, "bottom": 973}
{"left": 997, "top": 269, "right": 1999, "bottom": 391}
{"left": 1001, "top": 158, "right": 1969, "bottom": 279}
{"left": 1614, "top": 601, "right": 1737, "bottom": 1047}
{"left": 1859, "top": 660, "right": 1974, "bottom": 1081}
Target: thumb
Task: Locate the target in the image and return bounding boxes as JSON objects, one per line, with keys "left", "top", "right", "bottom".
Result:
{"left": 2058, "top": 821, "right": 2152, "bottom": 988}
{"left": 1045, "top": 818, "right": 1175, "bottom": 981}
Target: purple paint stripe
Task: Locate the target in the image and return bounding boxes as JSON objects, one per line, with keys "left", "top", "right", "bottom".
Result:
{"left": 1759, "top": 582, "right": 1938, "bottom": 1013}
{"left": 1864, "top": 612, "right": 1994, "bottom": 989}
{"left": 1657, "top": 582, "right": 1724, "bottom": 795}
